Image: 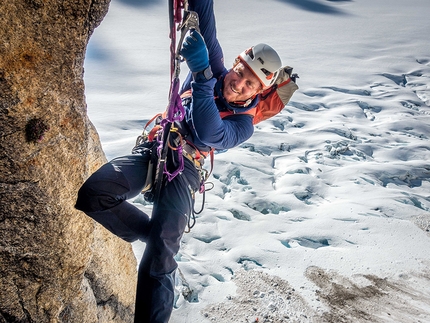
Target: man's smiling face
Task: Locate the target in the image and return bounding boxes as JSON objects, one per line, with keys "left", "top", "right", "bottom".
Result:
{"left": 222, "top": 62, "right": 262, "bottom": 104}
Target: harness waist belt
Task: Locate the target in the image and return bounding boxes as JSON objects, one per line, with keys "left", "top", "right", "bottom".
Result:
{"left": 182, "top": 142, "right": 205, "bottom": 168}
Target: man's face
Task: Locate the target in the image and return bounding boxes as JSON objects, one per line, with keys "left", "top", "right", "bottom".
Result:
{"left": 222, "top": 62, "right": 262, "bottom": 103}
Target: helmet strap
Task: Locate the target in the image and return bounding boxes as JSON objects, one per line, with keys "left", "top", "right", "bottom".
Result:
{"left": 229, "top": 97, "right": 254, "bottom": 108}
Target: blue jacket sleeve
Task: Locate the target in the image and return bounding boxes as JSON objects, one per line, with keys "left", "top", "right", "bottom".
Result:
{"left": 188, "top": 0, "right": 225, "bottom": 78}
{"left": 190, "top": 80, "right": 254, "bottom": 150}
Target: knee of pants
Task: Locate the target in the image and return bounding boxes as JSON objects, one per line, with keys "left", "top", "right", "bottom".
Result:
{"left": 75, "top": 163, "right": 131, "bottom": 213}
{"left": 75, "top": 179, "right": 127, "bottom": 213}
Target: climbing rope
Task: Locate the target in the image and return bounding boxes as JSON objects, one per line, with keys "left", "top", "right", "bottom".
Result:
{"left": 152, "top": 0, "right": 200, "bottom": 201}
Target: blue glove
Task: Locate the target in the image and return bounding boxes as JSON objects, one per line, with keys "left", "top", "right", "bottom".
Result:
{"left": 181, "top": 30, "right": 209, "bottom": 73}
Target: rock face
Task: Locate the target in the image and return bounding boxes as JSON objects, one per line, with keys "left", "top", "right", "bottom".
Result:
{"left": 0, "top": 0, "right": 137, "bottom": 322}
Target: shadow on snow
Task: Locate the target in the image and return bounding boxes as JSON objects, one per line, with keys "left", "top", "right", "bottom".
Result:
{"left": 274, "top": 0, "right": 349, "bottom": 15}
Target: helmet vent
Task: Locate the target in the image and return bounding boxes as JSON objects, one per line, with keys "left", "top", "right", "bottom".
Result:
{"left": 261, "top": 68, "right": 272, "bottom": 77}
{"left": 246, "top": 48, "right": 255, "bottom": 59}
{"left": 257, "top": 57, "right": 264, "bottom": 65}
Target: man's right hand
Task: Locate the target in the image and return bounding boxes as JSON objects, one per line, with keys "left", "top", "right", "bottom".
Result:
{"left": 181, "top": 30, "right": 209, "bottom": 73}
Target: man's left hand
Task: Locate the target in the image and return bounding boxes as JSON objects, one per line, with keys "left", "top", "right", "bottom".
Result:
{"left": 181, "top": 30, "right": 209, "bottom": 73}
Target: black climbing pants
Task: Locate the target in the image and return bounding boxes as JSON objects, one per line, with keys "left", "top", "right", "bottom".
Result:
{"left": 75, "top": 147, "right": 200, "bottom": 323}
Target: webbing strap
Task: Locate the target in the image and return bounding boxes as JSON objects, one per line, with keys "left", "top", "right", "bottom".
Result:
{"left": 158, "top": 0, "right": 200, "bottom": 183}
{"left": 151, "top": 0, "right": 204, "bottom": 208}
{"left": 163, "top": 78, "right": 185, "bottom": 124}
{"left": 169, "top": 0, "right": 183, "bottom": 81}
{"left": 151, "top": 0, "right": 185, "bottom": 203}
{"left": 158, "top": 78, "right": 185, "bottom": 182}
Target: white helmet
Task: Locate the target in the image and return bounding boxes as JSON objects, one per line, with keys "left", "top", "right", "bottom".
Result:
{"left": 238, "top": 43, "right": 282, "bottom": 89}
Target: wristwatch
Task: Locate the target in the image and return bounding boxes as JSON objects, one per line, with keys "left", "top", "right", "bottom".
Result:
{"left": 193, "top": 65, "right": 213, "bottom": 82}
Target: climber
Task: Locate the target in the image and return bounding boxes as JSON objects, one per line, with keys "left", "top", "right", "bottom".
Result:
{"left": 75, "top": 0, "right": 298, "bottom": 322}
